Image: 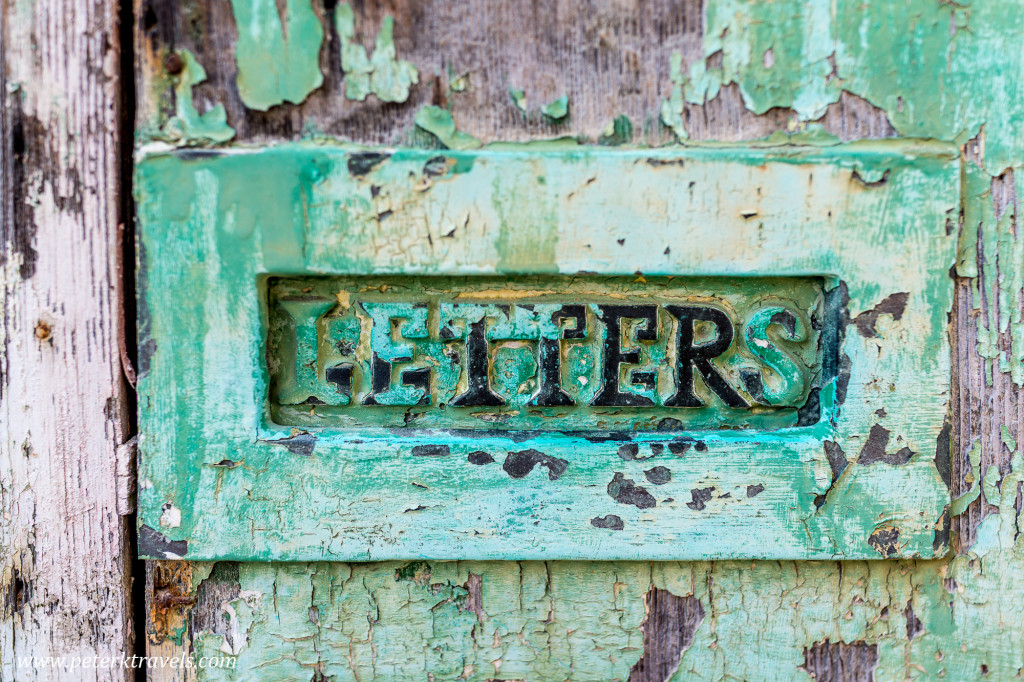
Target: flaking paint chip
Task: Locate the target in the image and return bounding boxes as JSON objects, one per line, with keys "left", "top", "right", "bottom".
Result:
{"left": 160, "top": 503, "right": 182, "bottom": 528}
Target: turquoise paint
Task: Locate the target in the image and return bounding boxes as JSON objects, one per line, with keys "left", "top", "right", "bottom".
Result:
{"left": 135, "top": 142, "right": 957, "bottom": 561}
{"left": 159, "top": 50, "right": 234, "bottom": 145}
{"left": 266, "top": 275, "right": 821, "bottom": 430}
{"left": 743, "top": 305, "right": 809, "bottom": 406}
{"left": 229, "top": 0, "right": 324, "bottom": 110}
{"left": 334, "top": 3, "right": 418, "bottom": 103}
{"left": 414, "top": 106, "right": 483, "bottom": 150}
{"left": 542, "top": 95, "right": 570, "bottom": 121}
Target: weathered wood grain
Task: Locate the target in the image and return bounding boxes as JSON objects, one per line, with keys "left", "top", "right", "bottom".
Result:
{"left": 129, "top": 1, "right": 1024, "bottom": 681}
{"left": 951, "top": 164, "right": 1024, "bottom": 552}
{"left": 134, "top": 0, "right": 894, "bottom": 146}
{"left": 802, "top": 639, "right": 879, "bottom": 682}
{"left": 629, "top": 588, "right": 705, "bottom": 682}
{"left": 1, "top": 0, "right": 135, "bottom": 679}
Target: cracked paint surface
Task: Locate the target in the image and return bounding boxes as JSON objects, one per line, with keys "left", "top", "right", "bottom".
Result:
{"left": 134, "top": 0, "right": 1024, "bottom": 679}
{"left": 170, "top": 483, "right": 1024, "bottom": 682}
{"left": 135, "top": 142, "right": 955, "bottom": 562}
{"left": 664, "top": 1, "right": 1024, "bottom": 381}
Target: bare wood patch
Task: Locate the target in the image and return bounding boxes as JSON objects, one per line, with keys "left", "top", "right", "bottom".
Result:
{"left": 629, "top": 588, "right": 705, "bottom": 682}
{"left": 802, "top": 639, "right": 879, "bottom": 682}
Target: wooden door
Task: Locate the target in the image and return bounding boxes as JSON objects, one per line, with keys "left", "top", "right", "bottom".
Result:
{"left": 3, "top": 1, "right": 1023, "bottom": 680}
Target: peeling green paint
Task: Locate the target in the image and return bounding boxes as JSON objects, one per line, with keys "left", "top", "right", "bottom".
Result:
{"left": 133, "top": 1, "right": 1024, "bottom": 678}
{"left": 449, "top": 71, "right": 470, "bottom": 93}
{"left": 701, "top": 0, "right": 840, "bottom": 120}
{"left": 1002, "top": 425, "right": 1017, "bottom": 454}
{"left": 335, "top": 3, "right": 418, "bottom": 103}
{"left": 976, "top": 171, "right": 1024, "bottom": 385}
{"left": 950, "top": 485, "right": 979, "bottom": 518}
{"left": 414, "top": 106, "right": 482, "bottom": 149}
{"left": 668, "top": 0, "right": 1024, "bottom": 172}
{"left": 229, "top": 0, "right": 324, "bottom": 111}
{"left": 508, "top": 91, "right": 570, "bottom": 123}
{"left": 159, "top": 50, "right": 234, "bottom": 145}
{"left": 661, "top": 51, "right": 689, "bottom": 140}
{"left": 599, "top": 115, "right": 634, "bottom": 146}
{"left": 181, "top": 474, "right": 1024, "bottom": 682}
{"left": 541, "top": 95, "right": 569, "bottom": 122}
{"left": 510, "top": 88, "right": 528, "bottom": 114}
{"left": 135, "top": 142, "right": 956, "bottom": 561}
{"left": 189, "top": 561, "right": 649, "bottom": 681}
{"left": 662, "top": 0, "right": 1024, "bottom": 386}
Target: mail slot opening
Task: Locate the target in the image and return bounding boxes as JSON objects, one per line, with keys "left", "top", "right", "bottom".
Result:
{"left": 265, "top": 275, "right": 836, "bottom": 431}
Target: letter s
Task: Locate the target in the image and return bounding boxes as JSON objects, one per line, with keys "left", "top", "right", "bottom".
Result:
{"left": 742, "top": 306, "right": 807, "bottom": 406}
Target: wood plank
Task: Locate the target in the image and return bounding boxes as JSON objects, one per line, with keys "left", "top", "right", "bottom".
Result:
{"left": 133, "top": 0, "right": 894, "bottom": 146}
{"left": 132, "top": 1, "right": 1024, "bottom": 680}
{"left": 1, "top": 0, "right": 135, "bottom": 679}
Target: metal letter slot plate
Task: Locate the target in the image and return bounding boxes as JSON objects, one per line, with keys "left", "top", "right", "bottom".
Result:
{"left": 267, "top": 275, "right": 825, "bottom": 431}
{"left": 135, "top": 143, "right": 958, "bottom": 561}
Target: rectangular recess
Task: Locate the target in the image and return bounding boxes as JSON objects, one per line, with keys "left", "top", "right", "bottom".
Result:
{"left": 267, "top": 275, "right": 826, "bottom": 431}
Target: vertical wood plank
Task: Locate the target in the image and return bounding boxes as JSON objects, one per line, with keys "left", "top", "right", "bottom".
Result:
{"left": 1, "top": 0, "right": 134, "bottom": 679}
{"left": 133, "top": 1, "right": 1021, "bottom": 680}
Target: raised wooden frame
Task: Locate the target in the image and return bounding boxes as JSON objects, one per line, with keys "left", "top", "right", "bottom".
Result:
{"left": 135, "top": 142, "right": 957, "bottom": 561}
